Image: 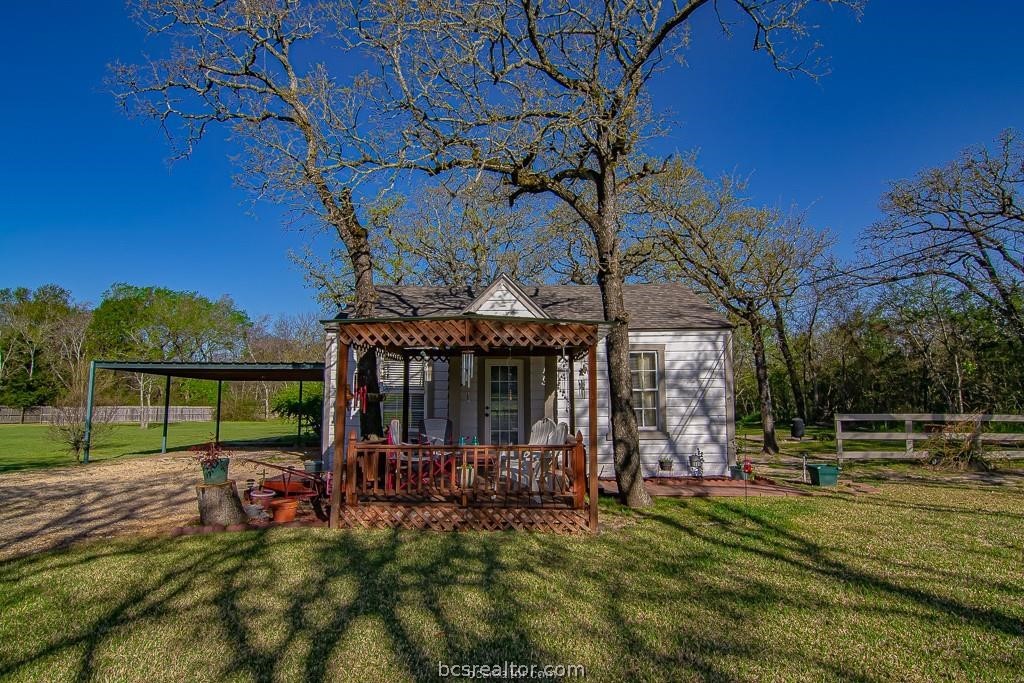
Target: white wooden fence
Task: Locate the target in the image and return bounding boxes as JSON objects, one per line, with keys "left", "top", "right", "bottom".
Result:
{"left": 0, "top": 405, "right": 215, "bottom": 425}
{"left": 834, "top": 413, "right": 1024, "bottom": 463}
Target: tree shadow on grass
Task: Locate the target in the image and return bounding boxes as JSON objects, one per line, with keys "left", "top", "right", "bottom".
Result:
{"left": 644, "top": 501, "right": 1024, "bottom": 641}
{"left": 0, "top": 529, "right": 562, "bottom": 682}
{"left": 1, "top": 494, "right": 1023, "bottom": 681}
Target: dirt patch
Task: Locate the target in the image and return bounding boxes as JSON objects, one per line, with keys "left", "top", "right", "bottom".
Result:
{"left": 0, "top": 448, "right": 313, "bottom": 561}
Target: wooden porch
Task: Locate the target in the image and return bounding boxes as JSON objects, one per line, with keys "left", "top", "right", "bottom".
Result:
{"left": 326, "top": 314, "right": 603, "bottom": 533}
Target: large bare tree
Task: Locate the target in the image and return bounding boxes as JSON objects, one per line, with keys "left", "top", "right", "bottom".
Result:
{"left": 111, "top": 0, "right": 392, "bottom": 435}
{"left": 639, "top": 162, "right": 831, "bottom": 453}
{"left": 864, "top": 130, "right": 1024, "bottom": 345}
{"left": 353, "top": 0, "right": 860, "bottom": 505}
{"left": 297, "top": 176, "right": 562, "bottom": 294}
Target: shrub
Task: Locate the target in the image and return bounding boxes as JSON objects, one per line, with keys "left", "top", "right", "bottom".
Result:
{"left": 921, "top": 418, "right": 990, "bottom": 470}
{"left": 272, "top": 391, "right": 323, "bottom": 437}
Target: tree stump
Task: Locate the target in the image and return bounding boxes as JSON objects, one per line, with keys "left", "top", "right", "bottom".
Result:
{"left": 196, "top": 480, "right": 247, "bottom": 527}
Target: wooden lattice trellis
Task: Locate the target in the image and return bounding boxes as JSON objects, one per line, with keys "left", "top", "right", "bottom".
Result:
{"left": 335, "top": 503, "right": 592, "bottom": 534}
{"left": 333, "top": 317, "right": 598, "bottom": 356}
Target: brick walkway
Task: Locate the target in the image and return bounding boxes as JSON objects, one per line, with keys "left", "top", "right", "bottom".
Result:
{"left": 599, "top": 476, "right": 809, "bottom": 498}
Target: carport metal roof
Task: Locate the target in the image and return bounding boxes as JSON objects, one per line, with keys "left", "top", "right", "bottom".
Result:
{"left": 92, "top": 361, "right": 325, "bottom": 382}
{"left": 83, "top": 360, "right": 326, "bottom": 462}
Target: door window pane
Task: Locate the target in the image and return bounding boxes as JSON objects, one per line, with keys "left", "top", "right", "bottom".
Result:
{"left": 489, "top": 364, "right": 520, "bottom": 444}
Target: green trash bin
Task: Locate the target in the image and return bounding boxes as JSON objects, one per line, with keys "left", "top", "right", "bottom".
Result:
{"left": 807, "top": 463, "right": 840, "bottom": 486}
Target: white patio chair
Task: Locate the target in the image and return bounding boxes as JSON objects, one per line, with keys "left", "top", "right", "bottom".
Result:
{"left": 503, "top": 419, "right": 570, "bottom": 496}
{"left": 418, "top": 418, "right": 453, "bottom": 446}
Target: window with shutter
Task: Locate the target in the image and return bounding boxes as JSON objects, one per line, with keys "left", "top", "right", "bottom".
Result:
{"left": 380, "top": 359, "right": 427, "bottom": 436}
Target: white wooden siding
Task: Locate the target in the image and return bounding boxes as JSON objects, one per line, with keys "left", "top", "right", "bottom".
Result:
{"left": 431, "top": 360, "right": 449, "bottom": 419}
{"left": 471, "top": 281, "right": 537, "bottom": 317}
{"left": 557, "top": 329, "right": 735, "bottom": 477}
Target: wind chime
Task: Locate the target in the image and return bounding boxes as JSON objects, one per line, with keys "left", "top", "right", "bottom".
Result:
{"left": 420, "top": 349, "right": 432, "bottom": 383}
{"left": 556, "top": 345, "right": 569, "bottom": 404}
{"left": 461, "top": 349, "right": 474, "bottom": 388}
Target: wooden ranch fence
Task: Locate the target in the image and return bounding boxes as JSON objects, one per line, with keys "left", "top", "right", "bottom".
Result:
{"left": 0, "top": 405, "right": 215, "bottom": 425}
{"left": 834, "top": 413, "right": 1024, "bottom": 464}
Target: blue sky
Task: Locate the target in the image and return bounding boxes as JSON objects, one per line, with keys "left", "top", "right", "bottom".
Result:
{"left": 1, "top": 1, "right": 1021, "bottom": 318}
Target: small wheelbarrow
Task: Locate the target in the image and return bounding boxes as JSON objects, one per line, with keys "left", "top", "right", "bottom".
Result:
{"left": 243, "top": 458, "right": 331, "bottom": 521}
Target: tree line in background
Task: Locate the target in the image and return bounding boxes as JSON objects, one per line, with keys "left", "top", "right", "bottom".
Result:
{"left": 0, "top": 284, "right": 324, "bottom": 434}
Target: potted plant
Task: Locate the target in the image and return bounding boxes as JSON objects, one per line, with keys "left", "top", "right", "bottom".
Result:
{"left": 658, "top": 455, "right": 673, "bottom": 472}
{"left": 460, "top": 464, "right": 475, "bottom": 488}
{"left": 731, "top": 458, "right": 754, "bottom": 481}
{"left": 192, "top": 440, "right": 230, "bottom": 485}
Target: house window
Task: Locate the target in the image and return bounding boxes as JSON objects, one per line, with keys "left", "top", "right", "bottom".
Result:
{"left": 380, "top": 360, "right": 426, "bottom": 437}
{"left": 630, "top": 351, "right": 660, "bottom": 430}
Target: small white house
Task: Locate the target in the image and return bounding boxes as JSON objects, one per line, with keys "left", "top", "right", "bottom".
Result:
{"left": 321, "top": 275, "right": 735, "bottom": 478}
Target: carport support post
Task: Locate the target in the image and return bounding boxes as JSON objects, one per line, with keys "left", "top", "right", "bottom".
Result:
{"left": 296, "top": 381, "right": 303, "bottom": 447}
{"left": 161, "top": 375, "right": 171, "bottom": 453}
{"left": 83, "top": 360, "right": 96, "bottom": 464}
{"left": 215, "top": 380, "right": 223, "bottom": 444}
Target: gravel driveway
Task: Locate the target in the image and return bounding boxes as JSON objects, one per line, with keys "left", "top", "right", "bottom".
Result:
{"left": 0, "top": 449, "right": 309, "bottom": 561}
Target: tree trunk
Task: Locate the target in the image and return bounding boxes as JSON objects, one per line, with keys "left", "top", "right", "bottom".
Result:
{"left": 591, "top": 172, "right": 651, "bottom": 508}
{"left": 748, "top": 311, "right": 779, "bottom": 454}
{"left": 771, "top": 297, "right": 807, "bottom": 421}
{"left": 196, "top": 480, "right": 248, "bottom": 526}
{"left": 350, "top": 225, "right": 384, "bottom": 439}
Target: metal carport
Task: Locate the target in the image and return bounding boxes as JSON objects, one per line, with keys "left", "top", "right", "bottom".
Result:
{"left": 83, "top": 361, "right": 325, "bottom": 462}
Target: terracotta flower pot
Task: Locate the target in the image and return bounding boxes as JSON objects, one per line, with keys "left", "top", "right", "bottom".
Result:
{"left": 269, "top": 498, "right": 299, "bottom": 523}
{"left": 249, "top": 488, "right": 276, "bottom": 509}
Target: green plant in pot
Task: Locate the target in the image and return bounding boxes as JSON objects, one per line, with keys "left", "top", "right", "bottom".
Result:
{"left": 192, "top": 440, "right": 230, "bottom": 484}
{"left": 657, "top": 455, "right": 674, "bottom": 472}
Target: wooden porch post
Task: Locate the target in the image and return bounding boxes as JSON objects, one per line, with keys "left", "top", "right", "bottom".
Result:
{"left": 572, "top": 431, "right": 585, "bottom": 509}
{"left": 346, "top": 431, "right": 358, "bottom": 505}
{"left": 402, "top": 354, "right": 411, "bottom": 443}
{"left": 329, "top": 339, "right": 349, "bottom": 529}
{"left": 587, "top": 343, "right": 599, "bottom": 531}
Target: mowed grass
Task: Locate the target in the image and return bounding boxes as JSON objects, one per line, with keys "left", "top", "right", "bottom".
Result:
{"left": 1, "top": 481, "right": 1022, "bottom": 681}
{"left": 0, "top": 421, "right": 306, "bottom": 473}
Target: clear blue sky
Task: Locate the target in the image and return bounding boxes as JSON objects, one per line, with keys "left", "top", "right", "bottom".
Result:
{"left": 1, "top": 1, "right": 1021, "bottom": 318}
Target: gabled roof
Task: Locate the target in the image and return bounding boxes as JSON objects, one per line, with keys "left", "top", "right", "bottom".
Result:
{"left": 336, "top": 281, "right": 731, "bottom": 330}
{"left": 462, "top": 273, "right": 550, "bottom": 319}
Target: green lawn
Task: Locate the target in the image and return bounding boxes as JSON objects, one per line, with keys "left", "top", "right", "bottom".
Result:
{"left": 1, "top": 479, "right": 1021, "bottom": 681}
{"left": 0, "top": 421, "right": 308, "bottom": 473}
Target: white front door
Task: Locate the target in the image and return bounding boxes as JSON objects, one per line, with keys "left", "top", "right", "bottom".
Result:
{"left": 484, "top": 359, "right": 525, "bottom": 445}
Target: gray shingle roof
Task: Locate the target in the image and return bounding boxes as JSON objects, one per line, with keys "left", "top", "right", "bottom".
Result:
{"left": 350, "top": 282, "right": 731, "bottom": 330}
